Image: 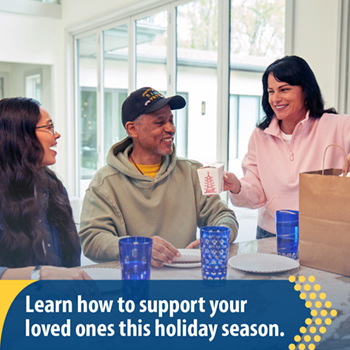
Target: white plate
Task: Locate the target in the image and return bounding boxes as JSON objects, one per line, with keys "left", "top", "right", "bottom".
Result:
{"left": 175, "top": 249, "right": 201, "bottom": 263}
{"left": 228, "top": 253, "right": 299, "bottom": 273}
{"left": 163, "top": 262, "right": 201, "bottom": 268}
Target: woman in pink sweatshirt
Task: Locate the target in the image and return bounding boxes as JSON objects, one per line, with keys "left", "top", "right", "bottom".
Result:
{"left": 224, "top": 55, "right": 350, "bottom": 238}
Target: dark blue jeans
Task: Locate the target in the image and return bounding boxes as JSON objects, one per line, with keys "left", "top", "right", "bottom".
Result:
{"left": 256, "top": 226, "right": 275, "bottom": 239}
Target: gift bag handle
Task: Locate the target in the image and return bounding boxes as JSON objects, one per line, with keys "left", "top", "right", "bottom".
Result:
{"left": 322, "top": 143, "right": 348, "bottom": 176}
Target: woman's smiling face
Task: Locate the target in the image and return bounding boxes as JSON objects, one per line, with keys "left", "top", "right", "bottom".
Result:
{"left": 35, "top": 107, "right": 61, "bottom": 167}
{"left": 267, "top": 73, "right": 307, "bottom": 131}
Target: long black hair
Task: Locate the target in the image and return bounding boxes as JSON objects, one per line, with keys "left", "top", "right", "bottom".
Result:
{"left": 0, "top": 97, "right": 80, "bottom": 268}
{"left": 258, "top": 55, "right": 337, "bottom": 130}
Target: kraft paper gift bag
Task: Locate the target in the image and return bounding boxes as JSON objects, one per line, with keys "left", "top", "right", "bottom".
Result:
{"left": 299, "top": 144, "right": 350, "bottom": 276}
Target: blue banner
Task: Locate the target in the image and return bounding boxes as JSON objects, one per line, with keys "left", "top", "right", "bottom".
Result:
{"left": 1, "top": 280, "right": 309, "bottom": 349}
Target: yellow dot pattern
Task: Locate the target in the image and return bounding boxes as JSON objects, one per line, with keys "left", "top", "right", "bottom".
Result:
{"left": 289, "top": 276, "right": 296, "bottom": 283}
{"left": 304, "top": 284, "right": 311, "bottom": 291}
{"left": 288, "top": 275, "right": 338, "bottom": 349}
{"left": 305, "top": 301, "right": 312, "bottom": 308}
{"left": 320, "top": 310, "right": 327, "bottom": 317}
{"left": 315, "top": 301, "right": 322, "bottom": 308}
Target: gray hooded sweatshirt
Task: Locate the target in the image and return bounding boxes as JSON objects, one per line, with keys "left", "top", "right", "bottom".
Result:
{"left": 79, "top": 137, "right": 238, "bottom": 263}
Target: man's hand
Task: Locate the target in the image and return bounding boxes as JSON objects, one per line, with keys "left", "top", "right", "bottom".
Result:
{"left": 223, "top": 172, "right": 241, "bottom": 194}
{"left": 40, "top": 266, "right": 92, "bottom": 280}
{"left": 151, "top": 236, "right": 181, "bottom": 267}
{"left": 185, "top": 238, "right": 200, "bottom": 249}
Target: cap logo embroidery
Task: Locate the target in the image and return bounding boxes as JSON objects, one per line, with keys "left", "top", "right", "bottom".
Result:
{"left": 142, "top": 88, "right": 164, "bottom": 106}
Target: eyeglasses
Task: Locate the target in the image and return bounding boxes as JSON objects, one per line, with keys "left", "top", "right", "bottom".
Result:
{"left": 36, "top": 122, "right": 55, "bottom": 136}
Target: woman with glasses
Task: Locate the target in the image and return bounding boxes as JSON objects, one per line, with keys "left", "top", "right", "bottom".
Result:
{"left": 0, "top": 97, "right": 90, "bottom": 280}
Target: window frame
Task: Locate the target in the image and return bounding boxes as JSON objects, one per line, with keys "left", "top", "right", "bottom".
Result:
{"left": 0, "top": 72, "right": 9, "bottom": 99}
{"left": 24, "top": 69, "right": 42, "bottom": 102}
{"left": 67, "top": 0, "right": 292, "bottom": 196}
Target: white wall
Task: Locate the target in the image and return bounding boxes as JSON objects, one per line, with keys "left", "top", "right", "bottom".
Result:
{"left": 61, "top": 0, "right": 133, "bottom": 27}
{"left": 292, "top": 0, "right": 340, "bottom": 110}
{"left": 0, "top": 13, "right": 62, "bottom": 65}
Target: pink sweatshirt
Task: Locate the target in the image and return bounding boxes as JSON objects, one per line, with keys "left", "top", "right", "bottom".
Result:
{"left": 229, "top": 112, "right": 350, "bottom": 234}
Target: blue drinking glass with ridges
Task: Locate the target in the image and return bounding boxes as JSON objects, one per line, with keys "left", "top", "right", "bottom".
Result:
{"left": 119, "top": 237, "right": 153, "bottom": 280}
{"left": 276, "top": 210, "right": 299, "bottom": 260}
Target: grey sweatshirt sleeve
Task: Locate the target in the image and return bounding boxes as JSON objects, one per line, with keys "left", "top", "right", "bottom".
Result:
{"left": 79, "top": 186, "right": 125, "bottom": 263}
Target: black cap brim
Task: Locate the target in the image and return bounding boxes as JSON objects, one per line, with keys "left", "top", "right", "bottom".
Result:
{"left": 143, "top": 95, "right": 186, "bottom": 114}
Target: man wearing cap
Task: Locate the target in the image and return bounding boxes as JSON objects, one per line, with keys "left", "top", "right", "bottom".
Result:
{"left": 79, "top": 87, "right": 238, "bottom": 266}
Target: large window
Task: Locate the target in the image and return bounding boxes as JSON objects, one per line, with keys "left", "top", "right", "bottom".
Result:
{"left": 73, "top": 0, "right": 285, "bottom": 241}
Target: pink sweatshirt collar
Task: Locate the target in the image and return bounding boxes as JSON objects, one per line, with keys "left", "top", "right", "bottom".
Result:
{"left": 264, "top": 111, "right": 311, "bottom": 137}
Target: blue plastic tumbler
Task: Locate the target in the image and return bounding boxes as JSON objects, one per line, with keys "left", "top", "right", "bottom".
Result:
{"left": 276, "top": 210, "right": 299, "bottom": 260}
{"left": 200, "top": 226, "right": 230, "bottom": 280}
{"left": 119, "top": 237, "right": 153, "bottom": 280}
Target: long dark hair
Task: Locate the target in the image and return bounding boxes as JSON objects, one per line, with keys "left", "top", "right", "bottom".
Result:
{"left": 0, "top": 97, "right": 80, "bottom": 268}
{"left": 258, "top": 55, "right": 337, "bottom": 130}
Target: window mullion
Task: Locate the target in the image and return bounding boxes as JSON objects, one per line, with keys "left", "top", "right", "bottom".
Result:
{"left": 336, "top": 0, "right": 350, "bottom": 114}
{"left": 129, "top": 17, "right": 136, "bottom": 94}
{"left": 97, "top": 29, "right": 104, "bottom": 169}
{"left": 167, "top": 6, "right": 176, "bottom": 96}
{"left": 216, "top": 0, "right": 230, "bottom": 166}
{"left": 285, "top": 0, "right": 295, "bottom": 55}
{"left": 73, "top": 37, "right": 80, "bottom": 196}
